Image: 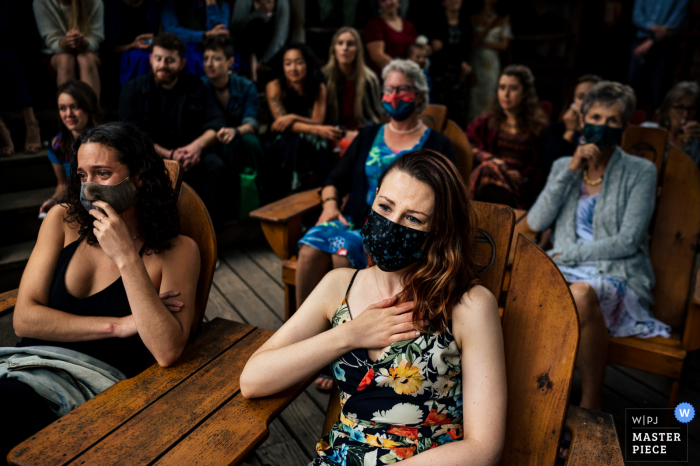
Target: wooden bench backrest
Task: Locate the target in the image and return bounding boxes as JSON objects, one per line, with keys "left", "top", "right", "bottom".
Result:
{"left": 322, "top": 201, "right": 515, "bottom": 437}
{"left": 621, "top": 126, "right": 668, "bottom": 175}
{"left": 500, "top": 235, "right": 579, "bottom": 465}
{"left": 164, "top": 159, "right": 184, "bottom": 196}
{"left": 444, "top": 119, "right": 473, "bottom": 182}
{"left": 649, "top": 145, "right": 700, "bottom": 328}
{"left": 178, "top": 182, "right": 217, "bottom": 335}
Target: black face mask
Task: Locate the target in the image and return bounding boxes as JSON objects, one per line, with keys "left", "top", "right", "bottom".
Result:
{"left": 360, "top": 209, "right": 429, "bottom": 272}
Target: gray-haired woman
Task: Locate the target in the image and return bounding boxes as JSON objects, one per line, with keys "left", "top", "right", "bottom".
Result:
{"left": 295, "top": 59, "right": 456, "bottom": 389}
{"left": 527, "top": 81, "right": 671, "bottom": 411}
{"left": 643, "top": 81, "right": 700, "bottom": 166}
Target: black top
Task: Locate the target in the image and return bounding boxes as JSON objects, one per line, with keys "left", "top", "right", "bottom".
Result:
{"left": 20, "top": 239, "right": 152, "bottom": 378}
{"left": 104, "top": 0, "right": 161, "bottom": 50}
{"left": 324, "top": 124, "right": 456, "bottom": 223}
{"left": 119, "top": 71, "right": 226, "bottom": 149}
{"left": 425, "top": 12, "right": 473, "bottom": 74}
{"left": 542, "top": 120, "right": 580, "bottom": 179}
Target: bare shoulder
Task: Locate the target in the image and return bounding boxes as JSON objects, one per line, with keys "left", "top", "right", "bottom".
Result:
{"left": 309, "top": 268, "right": 357, "bottom": 320}
{"left": 43, "top": 204, "right": 73, "bottom": 241}
{"left": 319, "top": 267, "right": 357, "bottom": 296}
{"left": 159, "top": 235, "right": 200, "bottom": 269}
{"left": 452, "top": 285, "right": 500, "bottom": 344}
{"left": 266, "top": 78, "right": 281, "bottom": 95}
{"left": 459, "top": 285, "right": 498, "bottom": 313}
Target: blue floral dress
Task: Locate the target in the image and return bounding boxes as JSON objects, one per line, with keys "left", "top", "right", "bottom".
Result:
{"left": 311, "top": 271, "right": 463, "bottom": 465}
{"left": 557, "top": 183, "right": 671, "bottom": 338}
{"left": 299, "top": 125, "right": 431, "bottom": 269}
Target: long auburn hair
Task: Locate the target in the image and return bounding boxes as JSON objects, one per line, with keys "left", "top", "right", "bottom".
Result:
{"left": 64, "top": 122, "right": 180, "bottom": 254}
{"left": 376, "top": 150, "right": 480, "bottom": 334}
{"left": 55, "top": 80, "right": 103, "bottom": 163}
{"left": 68, "top": 0, "right": 90, "bottom": 34}
{"left": 488, "top": 64, "right": 546, "bottom": 136}
{"left": 323, "top": 27, "right": 381, "bottom": 125}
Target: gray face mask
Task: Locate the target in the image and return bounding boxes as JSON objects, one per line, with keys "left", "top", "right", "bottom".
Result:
{"left": 80, "top": 177, "right": 138, "bottom": 215}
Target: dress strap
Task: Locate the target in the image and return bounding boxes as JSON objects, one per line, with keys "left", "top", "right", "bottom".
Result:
{"left": 345, "top": 270, "right": 360, "bottom": 301}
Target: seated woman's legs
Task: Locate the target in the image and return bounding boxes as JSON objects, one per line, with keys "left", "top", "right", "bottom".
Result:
{"left": 51, "top": 53, "right": 77, "bottom": 86}
{"left": 570, "top": 282, "right": 609, "bottom": 411}
{"left": 76, "top": 52, "right": 101, "bottom": 99}
{"left": 0, "top": 379, "right": 58, "bottom": 462}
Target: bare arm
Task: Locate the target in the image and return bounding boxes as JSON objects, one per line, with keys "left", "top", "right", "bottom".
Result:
{"left": 399, "top": 287, "right": 507, "bottom": 466}
{"left": 289, "top": 83, "right": 328, "bottom": 132}
{"left": 482, "top": 37, "right": 510, "bottom": 51}
{"left": 14, "top": 206, "right": 134, "bottom": 340}
{"left": 366, "top": 41, "right": 392, "bottom": 69}
{"left": 154, "top": 143, "right": 172, "bottom": 159}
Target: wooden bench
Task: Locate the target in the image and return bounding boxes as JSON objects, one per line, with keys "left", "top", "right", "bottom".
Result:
{"left": 509, "top": 126, "right": 700, "bottom": 409}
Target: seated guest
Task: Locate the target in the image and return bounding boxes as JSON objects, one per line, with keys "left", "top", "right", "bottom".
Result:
{"left": 466, "top": 64, "right": 548, "bottom": 209}
{"left": 266, "top": 43, "right": 343, "bottom": 192}
{"left": 528, "top": 81, "right": 671, "bottom": 411}
{"left": 296, "top": 58, "right": 454, "bottom": 340}
{"left": 364, "top": 0, "right": 418, "bottom": 75}
{"left": 241, "top": 150, "right": 506, "bottom": 464}
{"left": 201, "top": 35, "right": 265, "bottom": 214}
{"left": 104, "top": 0, "right": 161, "bottom": 86}
{"left": 0, "top": 0, "right": 42, "bottom": 155}
{"left": 40, "top": 80, "right": 103, "bottom": 215}
{"left": 231, "top": 0, "right": 290, "bottom": 82}
{"left": 642, "top": 81, "right": 700, "bottom": 166}
{"left": 161, "top": 0, "right": 229, "bottom": 77}
{"left": 33, "top": 0, "right": 104, "bottom": 97}
{"left": 1, "top": 121, "right": 200, "bottom": 460}
{"left": 119, "top": 33, "right": 227, "bottom": 229}
{"left": 426, "top": 0, "right": 473, "bottom": 126}
{"left": 405, "top": 43, "right": 431, "bottom": 97}
{"left": 543, "top": 74, "right": 602, "bottom": 176}
{"left": 323, "top": 27, "right": 383, "bottom": 132}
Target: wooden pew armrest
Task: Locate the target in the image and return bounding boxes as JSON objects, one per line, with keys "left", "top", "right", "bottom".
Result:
{"left": 249, "top": 189, "right": 322, "bottom": 260}
{"left": 565, "top": 405, "right": 624, "bottom": 466}
{"left": 0, "top": 289, "right": 18, "bottom": 319}
{"left": 250, "top": 188, "right": 322, "bottom": 224}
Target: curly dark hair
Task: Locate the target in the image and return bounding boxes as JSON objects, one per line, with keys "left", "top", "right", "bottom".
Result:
{"left": 488, "top": 64, "right": 546, "bottom": 136}
{"left": 202, "top": 34, "right": 234, "bottom": 59}
{"left": 56, "top": 80, "right": 103, "bottom": 163}
{"left": 64, "top": 122, "right": 180, "bottom": 254}
{"left": 152, "top": 32, "right": 186, "bottom": 59}
{"left": 277, "top": 43, "right": 324, "bottom": 100}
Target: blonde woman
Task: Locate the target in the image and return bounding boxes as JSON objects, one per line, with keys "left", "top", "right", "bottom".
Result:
{"left": 33, "top": 0, "right": 104, "bottom": 97}
{"left": 323, "top": 27, "right": 383, "bottom": 135}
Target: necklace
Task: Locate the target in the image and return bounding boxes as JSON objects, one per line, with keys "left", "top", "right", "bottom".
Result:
{"left": 388, "top": 121, "right": 424, "bottom": 134}
{"left": 583, "top": 169, "right": 603, "bottom": 186}
{"left": 374, "top": 268, "right": 386, "bottom": 301}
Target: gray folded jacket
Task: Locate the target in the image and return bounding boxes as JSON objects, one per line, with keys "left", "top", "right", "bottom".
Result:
{"left": 0, "top": 346, "right": 126, "bottom": 417}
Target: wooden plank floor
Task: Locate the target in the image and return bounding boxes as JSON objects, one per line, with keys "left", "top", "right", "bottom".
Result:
{"left": 209, "top": 242, "right": 700, "bottom": 465}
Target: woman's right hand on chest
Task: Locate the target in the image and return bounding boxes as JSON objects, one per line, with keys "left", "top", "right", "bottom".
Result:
{"left": 346, "top": 297, "right": 419, "bottom": 350}
{"left": 316, "top": 203, "right": 349, "bottom": 226}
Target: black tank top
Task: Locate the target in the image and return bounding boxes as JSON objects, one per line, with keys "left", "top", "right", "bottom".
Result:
{"left": 20, "top": 238, "right": 152, "bottom": 377}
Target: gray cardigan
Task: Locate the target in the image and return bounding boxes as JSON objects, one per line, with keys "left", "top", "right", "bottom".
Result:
{"left": 527, "top": 147, "right": 657, "bottom": 307}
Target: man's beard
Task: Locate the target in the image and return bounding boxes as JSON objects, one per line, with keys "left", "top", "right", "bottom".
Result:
{"left": 154, "top": 70, "right": 177, "bottom": 85}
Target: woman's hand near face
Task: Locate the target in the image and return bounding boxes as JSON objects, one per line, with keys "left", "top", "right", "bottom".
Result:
{"left": 562, "top": 106, "right": 582, "bottom": 133}
{"left": 346, "top": 297, "right": 419, "bottom": 350}
{"left": 568, "top": 143, "right": 601, "bottom": 172}
{"left": 682, "top": 120, "right": 700, "bottom": 139}
{"left": 89, "top": 201, "right": 138, "bottom": 268}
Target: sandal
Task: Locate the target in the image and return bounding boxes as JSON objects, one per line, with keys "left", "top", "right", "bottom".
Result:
{"left": 0, "top": 120, "right": 14, "bottom": 156}
{"left": 315, "top": 374, "right": 335, "bottom": 391}
{"left": 24, "top": 121, "right": 41, "bottom": 154}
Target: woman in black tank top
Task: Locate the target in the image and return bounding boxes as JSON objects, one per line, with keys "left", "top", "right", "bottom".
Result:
{"left": 2, "top": 122, "right": 201, "bottom": 459}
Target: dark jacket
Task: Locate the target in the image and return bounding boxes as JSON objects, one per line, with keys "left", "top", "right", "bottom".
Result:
{"left": 324, "top": 124, "right": 456, "bottom": 223}
{"left": 119, "top": 71, "right": 226, "bottom": 149}
{"left": 542, "top": 120, "right": 580, "bottom": 179}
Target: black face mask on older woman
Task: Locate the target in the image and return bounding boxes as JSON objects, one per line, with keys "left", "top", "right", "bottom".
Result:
{"left": 360, "top": 209, "right": 429, "bottom": 272}
{"left": 80, "top": 177, "right": 138, "bottom": 215}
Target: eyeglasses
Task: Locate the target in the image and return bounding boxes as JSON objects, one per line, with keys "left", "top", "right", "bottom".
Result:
{"left": 382, "top": 85, "right": 415, "bottom": 95}
{"left": 671, "top": 105, "right": 697, "bottom": 113}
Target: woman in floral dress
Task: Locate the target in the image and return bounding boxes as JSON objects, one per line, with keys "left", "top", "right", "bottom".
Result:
{"left": 241, "top": 150, "right": 507, "bottom": 465}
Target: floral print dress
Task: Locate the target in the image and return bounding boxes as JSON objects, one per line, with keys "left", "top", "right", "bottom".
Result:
{"left": 311, "top": 272, "right": 463, "bottom": 465}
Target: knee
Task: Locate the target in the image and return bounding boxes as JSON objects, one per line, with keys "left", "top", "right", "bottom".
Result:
{"left": 77, "top": 53, "right": 100, "bottom": 69}
{"left": 298, "top": 245, "right": 327, "bottom": 265}
{"left": 570, "top": 282, "right": 599, "bottom": 323}
{"left": 52, "top": 53, "right": 75, "bottom": 70}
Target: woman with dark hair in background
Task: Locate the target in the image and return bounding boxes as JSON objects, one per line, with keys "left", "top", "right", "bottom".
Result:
{"left": 241, "top": 150, "right": 506, "bottom": 465}
{"left": 323, "top": 27, "right": 383, "bottom": 132}
{"left": 466, "top": 64, "right": 548, "bottom": 208}
{"left": 643, "top": 81, "right": 700, "bottom": 166}
{"left": 468, "top": 0, "right": 512, "bottom": 121}
{"left": 364, "top": 0, "right": 418, "bottom": 75}
{"left": 426, "top": 0, "right": 473, "bottom": 127}
{"left": 542, "top": 74, "right": 602, "bottom": 176}
{"left": 1, "top": 121, "right": 200, "bottom": 460}
{"left": 266, "top": 43, "right": 343, "bottom": 192}
{"left": 40, "top": 80, "right": 104, "bottom": 215}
